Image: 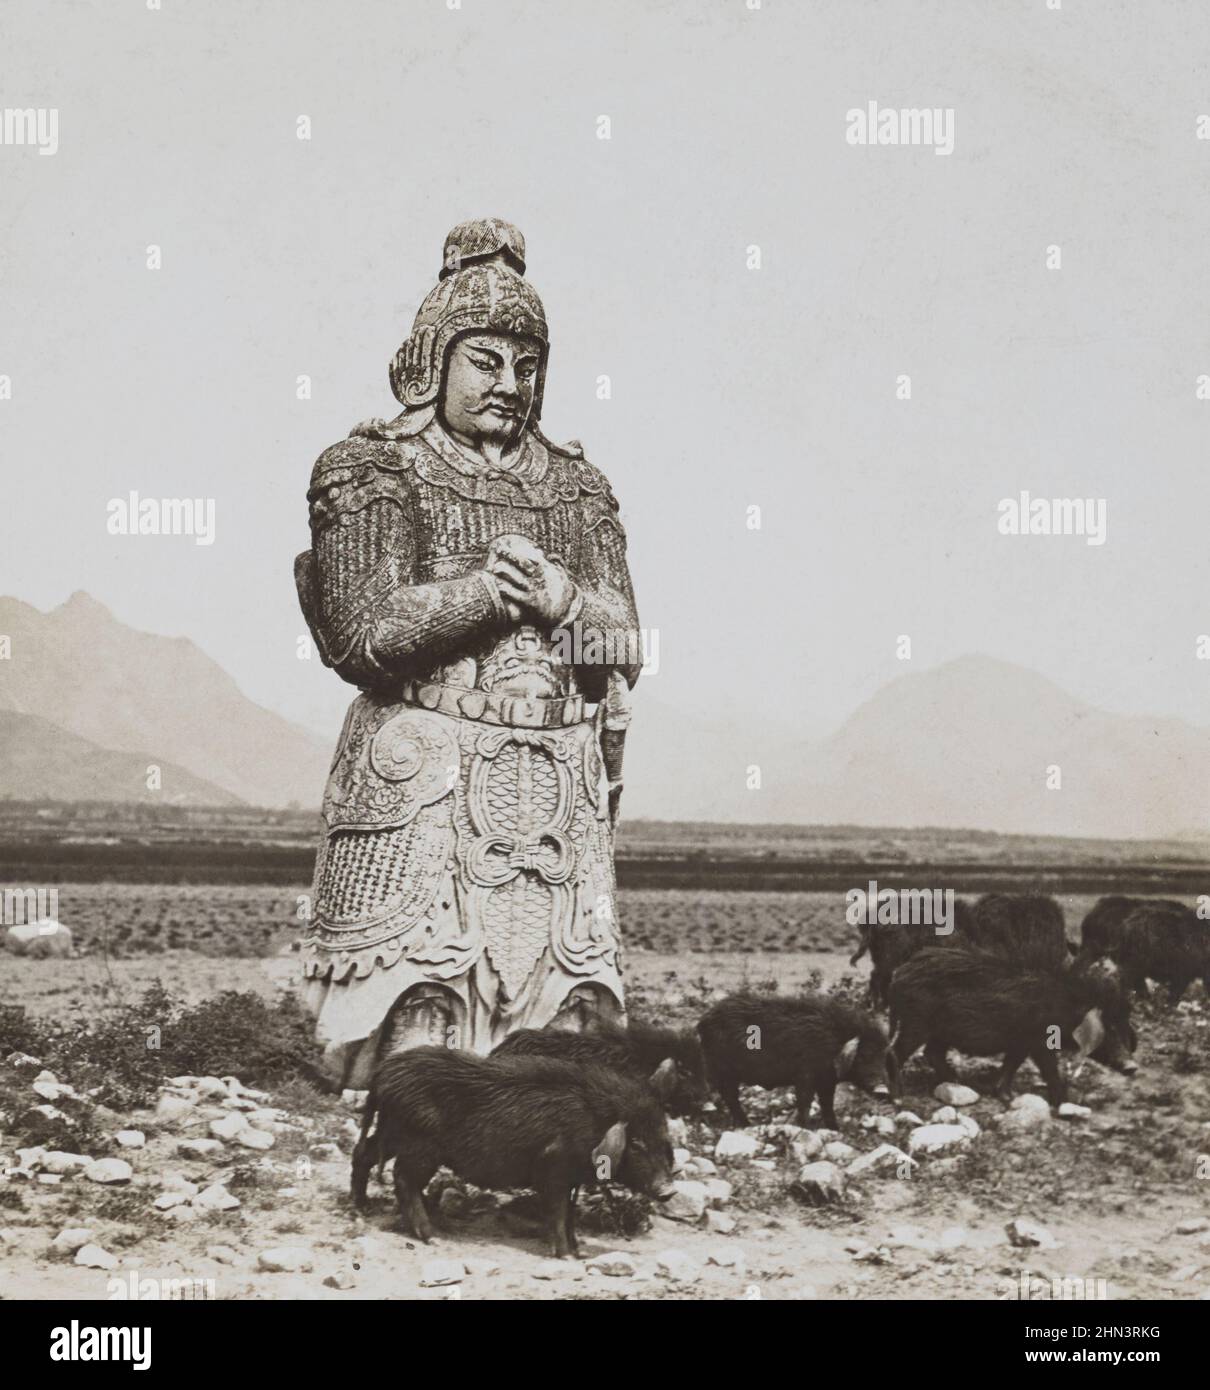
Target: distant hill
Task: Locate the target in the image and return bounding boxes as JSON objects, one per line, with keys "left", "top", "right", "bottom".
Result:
{"left": 623, "top": 655, "right": 1206, "bottom": 840}
{"left": 0, "top": 710, "right": 239, "bottom": 806}
{"left": 0, "top": 593, "right": 330, "bottom": 808}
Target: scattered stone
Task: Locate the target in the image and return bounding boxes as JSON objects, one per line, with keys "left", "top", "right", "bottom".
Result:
{"left": 749, "top": 1159, "right": 777, "bottom": 1171}
{"left": 663, "top": 1180, "right": 709, "bottom": 1222}
{"left": 83, "top": 1158, "right": 132, "bottom": 1185}
{"left": 235, "top": 1127, "right": 276, "bottom": 1152}
{"left": 954, "top": 1113, "right": 981, "bottom": 1139}
{"left": 194, "top": 1183, "right": 240, "bottom": 1212}
{"left": 177, "top": 1139, "right": 225, "bottom": 1158}
{"left": 75, "top": 1244, "right": 118, "bottom": 1271}
{"left": 860, "top": 1115, "right": 897, "bottom": 1136}
{"left": 1057, "top": 1103, "right": 1091, "bottom": 1121}
{"left": 154, "top": 1191, "right": 192, "bottom": 1211}
{"left": 309, "top": 1143, "right": 342, "bottom": 1162}
{"left": 794, "top": 1161, "right": 846, "bottom": 1205}
{"left": 655, "top": 1249, "right": 700, "bottom": 1282}
{"left": 209, "top": 1114, "right": 248, "bottom": 1141}
{"left": 672, "top": 1146, "right": 691, "bottom": 1172}
{"left": 206, "top": 1245, "right": 239, "bottom": 1265}
{"left": 6, "top": 1052, "right": 42, "bottom": 1070}
{"left": 115, "top": 1130, "right": 145, "bottom": 1149}
{"left": 908, "top": 1123, "right": 971, "bottom": 1154}
{"left": 1176, "top": 1219, "right": 1210, "bottom": 1235}
{"left": 702, "top": 1177, "right": 733, "bottom": 1207}
{"left": 587, "top": 1252, "right": 638, "bottom": 1277}
{"left": 193, "top": 1077, "right": 229, "bottom": 1100}
{"left": 1006, "top": 1217, "right": 1058, "bottom": 1250}
{"left": 324, "top": 1268, "right": 358, "bottom": 1289}
{"left": 894, "top": 1111, "right": 925, "bottom": 1127}
{"left": 706, "top": 1210, "right": 737, "bottom": 1235}
{"left": 848, "top": 1143, "right": 915, "bottom": 1177}
{"left": 38, "top": 1151, "right": 92, "bottom": 1176}
{"left": 37, "top": 1173, "right": 63, "bottom": 1186}
{"left": 51, "top": 1228, "right": 94, "bottom": 1254}
{"left": 714, "top": 1131, "right": 760, "bottom": 1161}
{"left": 823, "top": 1141, "right": 857, "bottom": 1163}
{"left": 683, "top": 1155, "right": 718, "bottom": 1178}
{"left": 341, "top": 1089, "right": 369, "bottom": 1109}
{"left": 4, "top": 920, "right": 72, "bottom": 958}
{"left": 258, "top": 1246, "right": 314, "bottom": 1273}
{"left": 156, "top": 1094, "right": 196, "bottom": 1124}
{"left": 789, "top": 1131, "right": 824, "bottom": 1163}
{"left": 934, "top": 1083, "right": 980, "bottom": 1107}
{"left": 667, "top": 1118, "right": 689, "bottom": 1147}
{"left": 159, "top": 1173, "right": 200, "bottom": 1195}
{"left": 220, "top": 1096, "right": 259, "bottom": 1112}
{"left": 419, "top": 1258, "right": 465, "bottom": 1287}
{"left": 998, "top": 1094, "right": 1051, "bottom": 1132}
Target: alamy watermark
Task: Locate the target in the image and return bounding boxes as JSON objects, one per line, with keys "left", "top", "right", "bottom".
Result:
{"left": 1, "top": 107, "right": 58, "bottom": 156}
{"left": 106, "top": 494, "right": 216, "bottom": 546}
{"left": 997, "top": 492, "right": 1107, "bottom": 546}
{"left": 846, "top": 880, "right": 957, "bottom": 934}
{"left": 846, "top": 101, "right": 954, "bottom": 157}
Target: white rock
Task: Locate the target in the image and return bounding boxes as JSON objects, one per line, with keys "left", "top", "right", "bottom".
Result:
{"left": 955, "top": 1113, "right": 981, "bottom": 1139}
{"left": 1057, "top": 1103, "right": 1091, "bottom": 1120}
{"left": 51, "top": 1228, "right": 94, "bottom": 1253}
{"left": 209, "top": 1113, "right": 248, "bottom": 1141}
{"left": 341, "top": 1089, "right": 369, "bottom": 1108}
{"left": 1176, "top": 1219, "right": 1210, "bottom": 1235}
{"left": 4, "top": 921, "right": 72, "bottom": 958}
{"left": 908, "top": 1123, "right": 971, "bottom": 1154}
{"left": 324, "top": 1269, "right": 358, "bottom": 1290}
{"left": 934, "top": 1083, "right": 980, "bottom": 1106}
{"left": 37, "top": 1173, "right": 63, "bottom": 1186}
{"left": 33, "top": 1080, "right": 69, "bottom": 1101}
{"left": 206, "top": 1244, "right": 239, "bottom": 1265}
{"left": 220, "top": 1096, "right": 259, "bottom": 1112}
{"left": 235, "top": 1127, "right": 276, "bottom": 1151}
{"left": 309, "top": 1143, "right": 342, "bottom": 1162}
{"left": 847, "top": 1143, "right": 915, "bottom": 1177}
{"left": 998, "top": 1094, "right": 1051, "bottom": 1132}
{"left": 795, "top": 1160, "right": 846, "bottom": 1204}
{"left": 930, "top": 1106, "right": 958, "bottom": 1125}
{"left": 38, "top": 1151, "right": 92, "bottom": 1176}
{"left": 158, "top": 1173, "right": 199, "bottom": 1195}
{"left": 194, "top": 1183, "right": 240, "bottom": 1212}
{"left": 749, "top": 1158, "right": 776, "bottom": 1171}
{"left": 860, "top": 1115, "right": 896, "bottom": 1136}
{"left": 714, "top": 1131, "right": 760, "bottom": 1161}
{"left": 684, "top": 1155, "right": 718, "bottom": 1177}
{"left": 1006, "top": 1217, "right": 1058, "bottom": 1250}
{"left": 33, "top": 1069, "right": 58, "bottom": 1085}
{"left": 419, "top": 1258, "right": 464, "bottom": 1286}
{"left": 154, "top": 1191, "right": 192, "bottom": 1211}
{"left": 1011, "top": 1093, "right": 1051, "bottom": 1115}
{"left": 655, "top": 1249, "right": 700, "bottom": 1282}
{"left": 672, "top": 1146, "right": 691, "bottom": 1172}
{"left": 115, "top": 1130, "right": 145, "bottom": 1149}
{"left": 83, "top": 1158, "right": 132, "bottom": 1184}
{"left": 6, "top": 1053, "right": 42, "bottom": 1070}
{"left": 702, "top": 1177, "right": 733, "bottom": 1206}
{"left": 824, "top": 1141, "right": 857, "bottom": 1163}
{"left": 789, "top": 1131, "right": 824, "bottom": 1163}
{"left": 258, "top": 1246, "right": 314, "bottom": 1273}
{"left": 667, "top": 1118, "right": 689, "bottom": 1147}
{"left": 663, "top": 1180, "right": 709, "bottom": 1222}
{"left": 75, "top": 1243, "right": 118, "bottom": 1270}
{"left": 895, "top": 1110, "right": 925, "bottom": 1127}
{"left": 587, "top": 1251, "right": 638, "bottom": 1277}
{"left": 177, "top": 1139, "right": 225, "bottom": 1158}
{"left": 194, "top": 1077, "right": 230, "bottom": 1099}
{"left": 156, "top": 1094, "right": 196, "bottom": 1123}
{"left": 706, "top": 1210, "right": 737, "bottom": 1235}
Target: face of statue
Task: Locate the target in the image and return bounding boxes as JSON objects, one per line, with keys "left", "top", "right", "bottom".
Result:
{"left": 439, "top": 332, "right": 541, "bottom": 452}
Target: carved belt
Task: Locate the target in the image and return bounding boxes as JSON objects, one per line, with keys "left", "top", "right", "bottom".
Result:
{"left": 400, "top": 679, "right": 585, "bottom": 729}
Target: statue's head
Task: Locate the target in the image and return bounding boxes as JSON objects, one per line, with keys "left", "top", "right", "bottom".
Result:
{"left": 389, "top": 219, "right": 549, "bottom": 442}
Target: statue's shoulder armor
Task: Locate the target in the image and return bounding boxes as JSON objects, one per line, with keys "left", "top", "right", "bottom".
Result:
{"left": 307, "top": 433, "right": 418, "bottom": 528}
{"left": 533, "top": 428, "right": 620, "bottom": 513}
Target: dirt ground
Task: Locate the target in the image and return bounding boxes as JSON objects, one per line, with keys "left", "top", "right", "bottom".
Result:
{"left": 2, "top": 940, "right": 1209, "bottom": 1302}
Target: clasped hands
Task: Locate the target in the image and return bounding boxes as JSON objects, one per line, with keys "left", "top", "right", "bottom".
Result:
{"left": 485, "top": 534, "right": 577, "bottom": 626}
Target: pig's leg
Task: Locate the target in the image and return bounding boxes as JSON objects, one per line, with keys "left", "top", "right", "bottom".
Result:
{"left": 924, "top": 1039, "right": 956, "bottom": 1082}
{"left": 393, "top": 1144, "right": 437, "bottom": 1242}
{"left": 994, "top": 1046, "right": 1026, "bottom": 1100}
{"left": 718, "top": 1077, "right": 747, "bottom": 1127}
{"left": 1032, "top": 1047, "right": 1066, "bottom": 1107}
{"left": 566, "top": 1186, "right": 580, "bottom": 1259}
{"left": 812, "top": 1073, "right": 838, "bottom": 1129}
{"left": 890, "top": 1020, "right": 926, "bottom": 1074}
{"left": 539, "top": 1178, "right": 574, "bottom": 1259}
{"left": 350, "top": 1134, "right": 377, "bottom": 1210}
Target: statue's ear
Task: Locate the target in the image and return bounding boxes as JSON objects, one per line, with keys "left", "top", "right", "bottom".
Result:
{"left": 592, "top": 1122, "right": 628, "bottom": 1180}
{"left": 648, "top": 1058, "right": 678, "bottom": 1103}
{"left": 834, "top": 1037, "right": 860, "bottom": 1079}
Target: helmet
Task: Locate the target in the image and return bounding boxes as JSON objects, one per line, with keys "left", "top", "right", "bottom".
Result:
{"left": 389, "top": 219, "right": 549, "bottom": 417}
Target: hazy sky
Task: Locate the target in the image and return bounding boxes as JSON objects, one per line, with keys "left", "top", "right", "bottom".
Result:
{"left": 2, "top": 0, "right": 1208, "bottom": 746}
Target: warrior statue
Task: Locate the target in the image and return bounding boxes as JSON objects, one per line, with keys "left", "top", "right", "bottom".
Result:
{"left": 294, "top": 218, "right": 641, "bottom": 1086}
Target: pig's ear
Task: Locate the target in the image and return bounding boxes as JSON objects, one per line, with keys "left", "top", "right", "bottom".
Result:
{"left": 834, "top": 1036, "right": 860, "bottom": 1078}
{"left": 1073, "top": 1007, "right": 1105, "bottom": 1059}
{"left": 648, "top": 1058, "right": 678, "bottom": 1103}
{"left": 592, "top": 1121, "right": 628, "bottom": 1176}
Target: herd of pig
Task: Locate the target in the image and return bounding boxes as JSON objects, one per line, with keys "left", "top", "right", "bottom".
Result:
{"left": 351, "top": 892, "right": 1206, "bottom": 1258}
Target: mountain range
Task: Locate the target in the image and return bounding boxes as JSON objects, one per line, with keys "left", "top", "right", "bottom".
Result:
{"left": 0, "top": 593, "right": 1205, "bottom": 839}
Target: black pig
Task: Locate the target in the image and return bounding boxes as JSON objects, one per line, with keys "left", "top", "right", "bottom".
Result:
{"left": 352, "top": 1047, "right": 676, "bottom": 1258}
{"left": 696, "top": 993, "right": 895, "bottom": 1128}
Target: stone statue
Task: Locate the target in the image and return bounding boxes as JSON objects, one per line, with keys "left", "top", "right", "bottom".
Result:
{"left": 294, "top": 219, "right": 642, "bottom": 1086}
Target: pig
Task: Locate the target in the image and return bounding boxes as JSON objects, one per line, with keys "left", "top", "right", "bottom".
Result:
{"left": 696, "top": 993, "right": 895, "bottom": 1128}
{"left": 1114, "top": 902, "right": 1209, "bottom": 1001}
{"left": 968, "top": 893, "right": 1071, "bottom": 967}
{"left": 1077, "top": 896, "right": 1187, "bottom": 958}
{"left": 888, "top": 947, "right": 1137, "bottom": 1107}
{"left": 492, "top": 1015, "right": 708, "bottom": 1115}
{"left": 351, "top": 1047, "right": 677, "bottom": 1258}
{"left": 864, "top": 897, "right": 975, "bottom": 1008}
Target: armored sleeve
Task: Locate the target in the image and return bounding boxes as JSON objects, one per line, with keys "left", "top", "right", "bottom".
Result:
{"left": 563, "top": 465, "right": 643, "bottom": 695}
{"left": 298, "top": 438, "right": 508, "bottom": 688}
